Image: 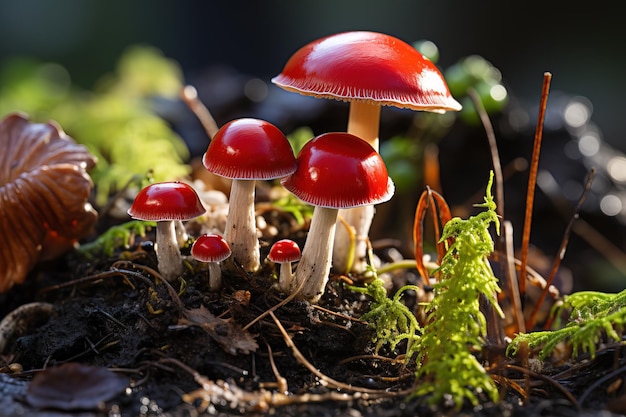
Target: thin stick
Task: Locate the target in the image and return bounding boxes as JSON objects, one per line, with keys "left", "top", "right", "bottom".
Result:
{"left": 467, "top": 88, "right": 504, "bottom": 219}
{"left": 519, "top": 72, "right": 552, "bottom": 295}
{"left": 180, "top": 85, "right": 219, "bottom": 139}
{"left": 578, "top": 362, "right": 626, "bottom": 407}
{"left": 502, "top": 363, "right": 580, "bottom": 410}
{"left": 525, "top": 169, "right": 595, "bottom": 330}
{"left": 502, "top": 220, "right": 525, "bottom": 334}
{"left": 268, "top": 310, "right": 403, "bottom": 396}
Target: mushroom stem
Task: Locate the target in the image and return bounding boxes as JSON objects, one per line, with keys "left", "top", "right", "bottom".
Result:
{"left": 293, "top": 206, "right": 338, "bottom": 301}
{"left": 334, "top": 205, "right": 376, "bottom": 273}
{"left": 207, "top": 262, "right": 223, "bottom": 292}
{"left": 334, "top": 101, "right": 382, "bottom": 274}
{"left": 156, "top": 221, "right": 185, "bottom": 281}
{"left": 347, "top": 101, "right": 381, "bottom": 151}
{"left": 224, "top": 179, "right": 260, "bottom": 272}
{"left": 174, "top": 220, "right": 188, "bottom": 247}
{"left": 278, "top": 262, "right": 294, "bottom": 293}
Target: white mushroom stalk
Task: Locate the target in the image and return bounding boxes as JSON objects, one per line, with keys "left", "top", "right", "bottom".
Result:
{"left": 156, "top": 220, "right": 186, "bottom": 280}
{"left": 223, "top": 179, "right": 259, "bottom": 272}
{"left": 334, "top": 101, "right": 381, "bottom": 272}
{"left": 291, "top": 207, "right": 338, "bottom": 301}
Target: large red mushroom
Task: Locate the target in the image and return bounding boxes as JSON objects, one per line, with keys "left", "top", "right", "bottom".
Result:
{"left": 202, "top": 118, "right": 296, "bottom": 273}
{"left": 281, "top": 132, "right": 394, "bottom": 302}
{"left": 128, "top": 181, "right": 206, "bottom": 281}
{"left": 272, "top": 31, "right": 461, "bottom": 273}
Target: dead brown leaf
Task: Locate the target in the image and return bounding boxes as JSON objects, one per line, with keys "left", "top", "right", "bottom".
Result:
{"left": 181, "top": 306, "right": 258, "bottom": 355}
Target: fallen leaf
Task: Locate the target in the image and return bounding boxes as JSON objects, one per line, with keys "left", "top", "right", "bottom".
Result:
{"left": 26, "top": 362, "right": 128, "bottom": 411}
{"left": 181, "top": 306, "right": 258, "bottom": 355}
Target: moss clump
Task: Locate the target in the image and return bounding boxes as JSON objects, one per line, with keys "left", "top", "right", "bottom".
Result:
{"left": 412, "top": 171, "right": 503, "bottom": 407}
{"left": 508, "top": 289, "right": 626, "bottom": 360}
{"left": 0, "top": 46, "right": 190, "bottom": 205}
{"left": 348, "top": 275, "right": 421, "bottom": 355}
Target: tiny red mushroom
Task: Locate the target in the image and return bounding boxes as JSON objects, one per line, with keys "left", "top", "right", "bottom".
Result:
{"left": 203, "top": 118, "right": 296, "bottom": 273}
{"left": 128, "top": 182, "right": 206, "bottom": 281}
{"left": 281, "top": 132, "right": 394, "bottom": 302}
{"left": 267, "top": 239, "right": 301, "bottom": 293}
{"left": 191, "top": 234, "right": 231, "bottom": 292}
{"left": 272, "top": 31, "right": 461, "bottom": 274}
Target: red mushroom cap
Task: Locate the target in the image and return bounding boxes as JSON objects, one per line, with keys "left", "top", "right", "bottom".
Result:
{"left": 128, "top": 182, "right": 206, "bottom": 221}
{"left": 281, "top": 132, "right": 394, "bottom": 209}
{"left": 191, "top": 234, "right": 232, "bottom": 263}
{"left": 268, "top": 239, "right": 301, "bottom": 263}
{"left": 203, "top": 118, "right": 296, "bottom": 180}
{"left": 272, "top": 31, "right": 461, "bottom": 113}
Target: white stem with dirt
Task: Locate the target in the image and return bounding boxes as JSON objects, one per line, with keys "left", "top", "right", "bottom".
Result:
{"left": 224, "top": 179, "right": 260, "bottom": 272}
{"left": 156, "top": 220, "right": 184, "bottom": 281}
{"left": 278, "top": 262, "right": 294, "bottom": 293}
{"left": 333, "top": 101, "right": 382, "bottom": 274}
{"left": 293, "top": 207, "right": 338, "bottom": 302}
{"left": 207, "top": 262, "right": 223, "bottom": 292}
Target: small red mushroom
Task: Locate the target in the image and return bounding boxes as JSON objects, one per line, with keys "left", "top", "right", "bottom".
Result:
{"left": 191, "top": 234, "right": 231, "bottom": 292}
{"left": 281, "top": 132, "right": 394, "bottom": 302}
{"left": 127, "top": 182, "right": 206, "bottom": 281}
{"left": 202, "top": 118, "right": 296, "bottom": 273}
{"left": 272, "top": 31, "right": 462, "bottom": 274}
{"left": 267, "top": 239, "right": 301, "bottom": 293}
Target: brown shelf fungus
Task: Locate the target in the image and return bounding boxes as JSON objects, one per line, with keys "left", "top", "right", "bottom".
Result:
{"left": 0, "top": 112, "right": 98, "bottom": 293}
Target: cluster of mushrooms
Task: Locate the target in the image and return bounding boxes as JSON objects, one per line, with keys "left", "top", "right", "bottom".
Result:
{"left": 127, "top": 31, "right": 462, "bottom": 302}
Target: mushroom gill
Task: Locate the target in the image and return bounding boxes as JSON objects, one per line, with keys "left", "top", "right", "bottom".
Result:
{"left": 0, "top": 112, "right": 98, "bottom": 292}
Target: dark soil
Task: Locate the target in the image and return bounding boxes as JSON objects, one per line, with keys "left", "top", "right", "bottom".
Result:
{"left": 1, "top": 214, "right": 626, "bottom": 417}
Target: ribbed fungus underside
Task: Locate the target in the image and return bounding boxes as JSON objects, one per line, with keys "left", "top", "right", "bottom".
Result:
{"left": 0, "top": 112, "right": 98, "bottom": 292}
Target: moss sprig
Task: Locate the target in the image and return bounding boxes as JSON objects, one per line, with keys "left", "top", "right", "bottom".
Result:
{"left": 508, "top": 289, "right": 626, "bottom": 360}
{"left": 348, "top": 274, "right": 421, "bottom": 355}
{"left": 77, "top": 220, "right": 156, "bottom": 259}
{"left": 412, "top": 171, "right": 503, "bottom": 408}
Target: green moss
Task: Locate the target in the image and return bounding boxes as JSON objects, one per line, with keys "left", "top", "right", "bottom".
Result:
{"left": 77, "top": 220, "right": 156, "bottom": 259}
{"left": 412, "top": 171, "right": 503, "bottom": 408}
{"left": 351, "top": 172, "right": 503, "bottom": 408}
{"left": 0, "top": 46, "right": 191, "bottom": 206}
{"left": 508, "top": 289, "right": 626, "bottom": 360}
{"left": 348, "top": 275, "right": 421, "bottom": 355}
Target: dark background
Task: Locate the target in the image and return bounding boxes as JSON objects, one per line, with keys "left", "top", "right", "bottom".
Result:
{"left": 0, "top": 0, "right": 623, "bottom": 151}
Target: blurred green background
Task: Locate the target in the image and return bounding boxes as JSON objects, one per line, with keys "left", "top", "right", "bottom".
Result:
{"left": 0, "top": 0, "right": 622, "bottom": 150}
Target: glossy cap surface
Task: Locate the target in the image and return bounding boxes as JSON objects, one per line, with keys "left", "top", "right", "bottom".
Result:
{"left": 281, "top": 132, "right": 394, "bottom": 209}
{"left": 128, "top": 182, "right": 206, "bottom": 221}
{"left": 203, "top": 118, "right": 296, "bottom": 180}
{"left": 268, "top": 239, "right": 301, "bottom": 263}
{"left": 272, "top": 31, "right": 461, "bottom": 112}
{"left": 191, "top": 234, "right": 231, "bottom": 263}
